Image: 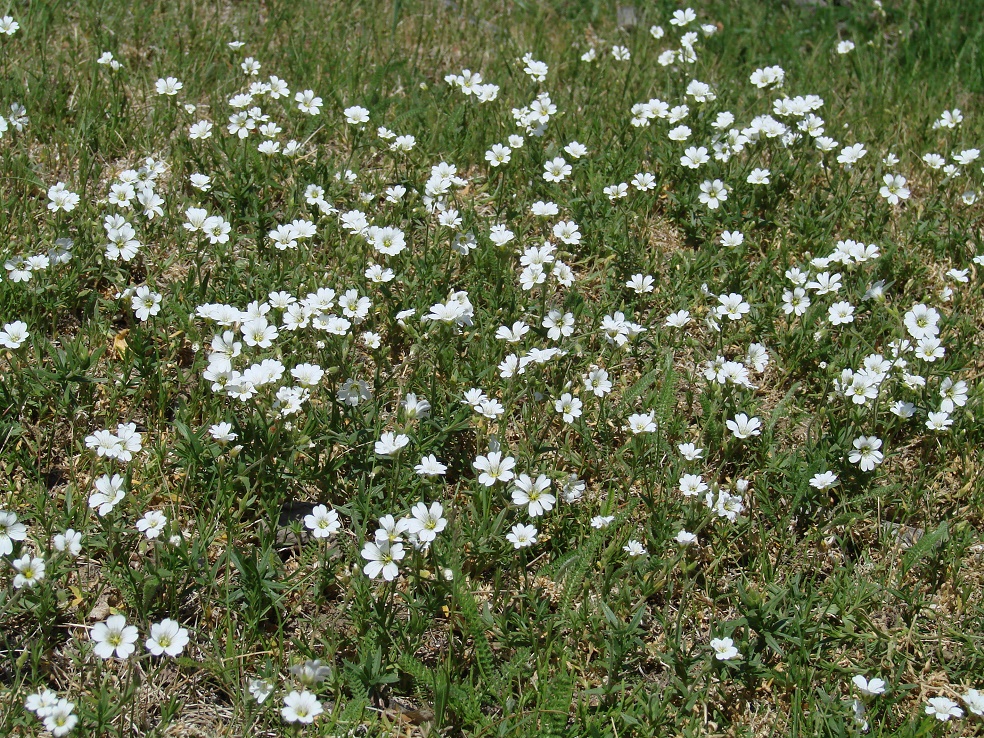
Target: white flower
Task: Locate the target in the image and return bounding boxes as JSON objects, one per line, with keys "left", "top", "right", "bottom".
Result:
{"left": 291, "top": 363, "right": 324, "bottom": 388}
{"left": 130, "top": 286, "right": 162, "bottom": 321}
{"left": 544, "top": 310, "right": 575, "bottom": 340}
{"left": 415, "top": 454, "right": 448, "bottom": 477}
{"left": 136, "top": 510, "right": 168, "bottom": 539}
{"left": 664, "top": 310, "right": 691, "bottom": 328}
{"left": 146, "top": 619, "right": 189, "bottom": 657}
{"left": 474, "top": 398, "right": 504, "bottom": 419}
{"left": 809, "top": 471, "right": 838, "bottom": 490}
{"left": 209, "top": 422, "right": 237, "bottom": 443}
{"left": 849, "top": 436, "right": 884, "bottom": 472}
{"left": 583, "top": 366, "right": 612, "bottom": 396}
{"left": 625, "top": 411, "right": 656, "bottom": 434}
{"left": 924, "top": 697, "right": 963, "bottom": 722}
{"left": 0, "top": 320, "right": 29, "bottom": 349}
{"left": 506, "top": 523, "right": 538, "bottom": 549}
{"left": 522, "top": 55, "right": 549, "bottom": 81}
{"left": 361, "top": 540, "right": 405, "bottom": 580}
{"left": 678, "top": 474, "right": 708, "bottom": 497}
{"left": 710, "top": 637, "right": 739, "bottom": 661}
{"left": 668, "top": 125, "right": 691, "bottom": 141}
{"left": 0, "top": 511, "right": 27, "bottom": 556}
{"left": 554, "top": 393, "right": 582, "bottom": 423}
{"left": 89, "top": 474, "right": 126, "bottom": 516}
{"left": 282, "top": 690, "right": 324, "bottom": 724}
{"left": 963, "top": 688, "right": 984, "bottom": 717}
{"left": 925, "top": 411, "right": 952, "bottom": 432}
{"left": 954, "top": 148, "right": 980, "bottom": 165}
{"left": 486, "top": 143, "right": 511, "bottom": 166}
{"left": 375, "top": 432, "right": 410, "bottom": 457}
{"left": 879, "top": 173, "right": 910, "bottom": 204}
{"left": 890, "top": 401, "right": 916, "bottom": 419}
{"left": 623, "top": 540, "right": 647, "bottom": 557}
{"left": 295, "top": 90, "right": 323, "bottom": 115}
{"left": 53, "top": 529, "right": 83, "bottom": 557}
{"left": 12, "top": 554, "right": 45, "bottom": 589}
{"left": 807, "top": 271, "right": 841, "bottom": 294}
{"left": 827, "top": 301, "right": 855, "bottom": 325}
{"left": 543, "top": 157, "right": 571, "bottom": 182}
{"left": 560, "top": 475, "right": 585, "bottom": 503}
{"left": 249, "top": 678, "right": 274, "bottom": 704}
{"left": 781, "top": 288, "right": 810, "bottom": 316}
{"left": 564, "top": 141, "right": 588, "bottom": 158}
{"left": 699, "top": 179, "right": 728, "bottom": 210}
{"left": 726, "top": 413, "right": 761, "bottom": 439}
{"left": 837, "top": 40, "right": 856, "bottom": 54}
{"left": 155, "top": 77, "right": 183, "bottom": 96}
{"left": 404, "top": 501, "right": 447, "bottom": 543}
{"left": 675, "top": 530, "right": 698, "bottom": 546}
{"left": 914, "top": 336, "right": 944, "bottom": 362}
{"left": 112, "top": 422, "right": 142, "bottom": 462}
{"left": 677, "top": 443, "right": 703, "bottom": 460}
{"left": 670, "top": 8, "right": 696, "bottom": 26}
{"left": 852, "top": 675, "right": 886, "bottom": 696}
{"left": 552, "top": 220, "right": 581, "bottom": 244}
{"left": 716, "top": 293, "right": 750, "bottom": 320}
{"left": 686, "top": 79, "right": 715, "bottom": 102}
{"left": 304, "top": 505, "right": 341, "bottom": 538}
{"left": 497, "top": 321, "right": 529, "bottom": 343}
{"left": 91, "top": 615, "right": 139, "bottom": 659}
{"left": 611, "top": 45, "right": 630, "bottom": 61}
{"left": 344, "top": 105, "right": 370, "bottom": 125}
{"left": 47, "top": 182, "right": 80, "bottom": 212}
{"left": 903, "top": 304, "right": 939, "bottom": 340}
{"left": 189, "top": 120, "right": 213, "bottom": 139}
{"left": 631, "top": 172, "right": 656, "bottom": 191}
{"left": 939, "top": 377, "right": 968, "bottom": 413}
{"left": 511, "top": 474, "right": 555, "bottom": 517}
{"left": 680, "top": 146, "right": 709, "bottom": 169}
{"left": 0, "top": 16, "right": 19, "bottom": 35}
{"left": 625, "top": 274, "right": 653, "bottom": 295}
{"left": 837, "top": 143, "right": 867, "bottom": 167}
{"left": 473, "top": 451, "right": 515, "bottom": 486}
{"left": 43, "top": 700, "right": 77, "bottom": 736}
{"left": 25, "top": 688, "right": 60, "bottom": 717}
{"left": 747, "top": 168, "right": 771, "bottom": 184}
{"left": 746, "top": 343, "right": 769, "bottom": 372}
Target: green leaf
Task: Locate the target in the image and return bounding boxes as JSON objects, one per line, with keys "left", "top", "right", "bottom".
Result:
{"left": 900, "top": 522, "right": 949, "bottom": 577}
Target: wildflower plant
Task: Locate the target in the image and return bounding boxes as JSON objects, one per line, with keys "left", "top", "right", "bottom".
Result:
{"left": 0, "top": 1, "right": 982, "bottom": 736}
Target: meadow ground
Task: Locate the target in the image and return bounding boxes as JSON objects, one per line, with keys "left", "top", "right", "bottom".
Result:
{"left": 1, "top": 0, "right": 983, "bottom": 735}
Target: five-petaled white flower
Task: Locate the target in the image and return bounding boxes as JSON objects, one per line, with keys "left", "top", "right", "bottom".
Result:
{"left": 404, "top": 501, "right": 447, "bottom": 543}
{"left": 710, "top": 637, "right": 739, "bottom": 661}
{"left": 361, "top": 540, "right": 405, "bottom": 580}
{"left": 507, "top": 523, "right": 538, "bottom": 549}
{"left": 146, "top": 619, "right": 190, "bottom": 657}
{"left": 852, "top": 675, "right": 886, "bottom": 696}
{"left": 91, "top": 615, "right": 139, "bottom": 660}
{"left": 849, "top": 436, "right": 884, "bottom": 471}
{"left": 304, "top": 504, "right": 342, "bottom": 539}
{"left": 925, "top": 696, "right": 963, "bottom": 722}
{"left": 727, "top": 413, "right": 761, "bottom": 439}
{"left": 511, "top": 474, "right": 555, "bottom": 517}
{"left": 282, "top": 690, "right": 324, "bottom": 724}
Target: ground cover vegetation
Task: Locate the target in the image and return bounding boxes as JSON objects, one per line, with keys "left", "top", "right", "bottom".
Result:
{"left": 1, "top": 0, "right": 983, "bottom": 735}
